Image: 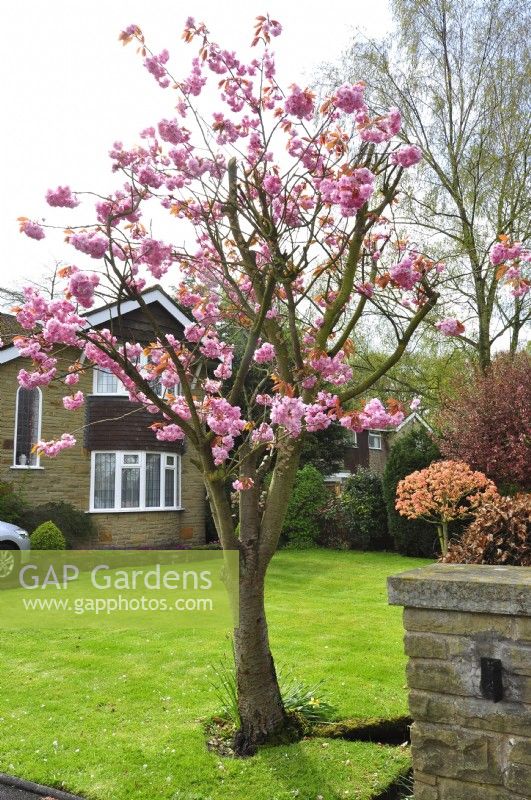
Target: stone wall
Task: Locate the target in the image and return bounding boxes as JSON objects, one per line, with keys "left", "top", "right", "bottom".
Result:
{"left": 1, "top": 355, "right": 205, "bottom": 548}
{"left": 388, "top": 564, "right": 531, "bottom": 800}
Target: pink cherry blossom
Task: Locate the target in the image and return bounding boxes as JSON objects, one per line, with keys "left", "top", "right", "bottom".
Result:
{"left": 69, "top": 232, "right": 108, "bottom": 259}
{"left": 390, "top": 145, "right": 422, "bottom": 168}
{"left": 19, "top": 219, "right": 45, "bottom": 240}
{"left": 251, "top": 422, "right": 275, "bottom": 444}
{"left": 270, "top": 395, "right": 306, "bottom": 437}
{"left": 333, "top": 83, "right": 366, "bottom": 114}
{"left": 436, "top": 318, "right": 465, "bottom": 336}
{"left": 68, "top": 269, "right": 100, "bottom": 308}
{"left": 153, "top": 423, "right": 186, "bottom": 441}
{"left": 62, "top": 391, "right": 85, "bottom": 410}
{"left": 410, "top": 397, "right": 421, "bottom": 411}
{"left": 144, "top": 49, "right": 170, "bottom": 88}
{"left": 232, "top": 477, "right": 255, "bottom": 492}
{"left": 262, "top": 174, "right": 283, "bottom": 196}
{"left": 34, "top": 433, "right": 76, "bottom": 458}
{"left": 253, "top": 342, "right": 276, "bottom": 363}
{"left": 46, "top": 186, "right": 80, "bottom": 208}
{"left": 285, "top": 85, "right": 314, "bottom": 120}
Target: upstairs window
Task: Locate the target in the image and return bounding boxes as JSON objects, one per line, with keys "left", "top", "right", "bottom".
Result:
{"left": 93, "top": 367, "right": 127, "bottom": 395}
{"left": 93, "top": 359, "right": 178, "bottom": 398}
{"left": 14, "top": 387, "right": 42, "bottom": 467}
{"left": 368, "top": 431, "right": 382, "bottom": 450}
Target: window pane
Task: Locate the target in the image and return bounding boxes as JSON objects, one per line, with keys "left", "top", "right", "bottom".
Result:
{"left": 146, "top": 454, "right": 161, "bottom": 508}
{"left": 123, "top": 454, "right": 139, "bottom": 464}
{"left": 94, "top": 453, "right": 116, "bottom": 509}
{"left": 96, "top": 368, "right": 119, "bottom": 393}
{"left": 165, "top": 468, "right": 175, "bottom": 507}
{"left": 121, "top": 467, "right": 140, "bottom": 508}
{"left": 368, "top": 433, "right": 382, "bottom": 449}
{"left": 15, "top": 388, "right": 40, "bottom": 466}
{"left": 166, "top": 455, "right": 175, "bottom": 466}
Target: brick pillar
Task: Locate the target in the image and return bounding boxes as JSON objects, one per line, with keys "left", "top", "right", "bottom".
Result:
{"left": 388, "top": 564, "right": 531, "bottom": 800}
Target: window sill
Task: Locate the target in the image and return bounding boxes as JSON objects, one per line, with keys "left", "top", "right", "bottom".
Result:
{"left": 10, "top": 465, "right": 44, "bottom": 470}
{"left": 87, "top": 507, "right": 185, "bottom": 514}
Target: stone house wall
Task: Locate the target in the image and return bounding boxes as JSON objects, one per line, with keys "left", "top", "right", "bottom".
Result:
{"left": 388, "top": 564, "right": 531, "bottom": 800}
{"left": 0, "top": 355, "right": 205, "bottom": 547}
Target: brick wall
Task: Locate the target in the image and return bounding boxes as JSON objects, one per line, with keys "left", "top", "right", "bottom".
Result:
{"left": 0, "top": 355, "right": 205, "bottom": 547}
{"left": 388, "top": 564, "right": 531, "bottom": 800}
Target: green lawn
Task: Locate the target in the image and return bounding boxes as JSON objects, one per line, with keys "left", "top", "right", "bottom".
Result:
{"left": 0, "top": 550, "right": 427, "bottom": 800}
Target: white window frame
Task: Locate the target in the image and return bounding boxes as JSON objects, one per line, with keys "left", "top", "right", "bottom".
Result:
{"left": 91, "top": 358, "right": 179, "bottom": 399}
{"left": 351, "top": 431, "right": 358, "bottom": 447}
{"left": 368, "top": 431, "right": 383, "bottom": 450}
{"left": 92, "top": 367, "right": 128, "bottom": 396}
{"left": 89, "top": 451, "right": 182, "bottom": 512}
{"left": 12, "top": 386, "right": 43, "bottom": 469}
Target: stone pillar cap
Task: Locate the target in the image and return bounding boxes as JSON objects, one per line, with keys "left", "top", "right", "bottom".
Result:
{"left": 388, "top": 564, "right": 531, "bottom": 616}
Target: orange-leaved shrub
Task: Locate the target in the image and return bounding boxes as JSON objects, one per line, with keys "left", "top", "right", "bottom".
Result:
{"left": 442, "top": 494, "right": 531, "bottom": 566}
{"left": 395, "top": 460, "right": 498, "bottom": 555}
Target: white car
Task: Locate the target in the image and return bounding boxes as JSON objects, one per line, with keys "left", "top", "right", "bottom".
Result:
{"left": 0, "top": 521, "right": 31, "bottom": 551}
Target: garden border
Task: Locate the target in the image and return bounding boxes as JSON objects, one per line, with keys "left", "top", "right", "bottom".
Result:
{"left": 0, "top": 773, "right": 85, "bottom": 800}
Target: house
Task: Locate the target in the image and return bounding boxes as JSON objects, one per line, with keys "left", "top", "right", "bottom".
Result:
{"left": 325, "top": 412, "right": 433, "bottom": 492}
{"left": 0, "top": 287, "right": 206, "bottom": 548}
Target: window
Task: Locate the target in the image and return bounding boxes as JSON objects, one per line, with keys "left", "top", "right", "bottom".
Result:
{"left": 368, "top": 431, "right": 382, "bottom": 450}
{"left": 93, "top": 360, "right": 178, "bottom": 398}
{"left": 13, "top": 387, "right": 42, "bottom": 467}
{"left": 91, "top": 451, "right": 181, "bottom": 511}
{"left": 351, "top": 431, "right": 358, "bottom": 447}
{"left": 93, "top": 368, "right": 127, "bottom": 395}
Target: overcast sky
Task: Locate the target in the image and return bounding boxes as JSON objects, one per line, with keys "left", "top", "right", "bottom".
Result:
{"left": 0, "top": 1, "right": 391, "bottom": 301}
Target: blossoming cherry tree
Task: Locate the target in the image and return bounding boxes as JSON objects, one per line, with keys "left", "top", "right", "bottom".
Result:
{"left": 14, "top": 15, "right": 468, "bottom": 750}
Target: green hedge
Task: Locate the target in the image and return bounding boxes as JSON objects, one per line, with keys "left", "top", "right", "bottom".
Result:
{"left": 382, "top": 427, "right": 441, "bottom": 557}
{"left": 31, "top": 521, "right": 67, "bottom": 550}
{"left": 281, "top": 465, "right": 328, "bottom": 548}
{"left": 0, "top": 481, "right": 27, "bottom": 525}
{"left": 319, "top": 469, "right": 390, "bottom": 550}
{"left": 21, "top": 501, "right": 96, "bottom": 548}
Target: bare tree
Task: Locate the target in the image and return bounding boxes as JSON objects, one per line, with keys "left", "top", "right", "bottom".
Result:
{"left": 320, "top": 0, "right": 531, "bottom": 369}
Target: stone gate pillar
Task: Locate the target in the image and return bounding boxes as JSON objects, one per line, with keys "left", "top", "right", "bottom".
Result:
{"left": 388, "top": 564, "right": 531, "bottom": 800}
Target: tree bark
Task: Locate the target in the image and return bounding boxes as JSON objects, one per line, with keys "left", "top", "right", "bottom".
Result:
{"left": 233, "top": 566, "right": 287, "bottom": 755}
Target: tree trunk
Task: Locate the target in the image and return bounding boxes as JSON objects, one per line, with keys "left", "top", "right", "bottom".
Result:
{"left": 438, "top": 521, "right": 449, "bottom": 555}
{"left": 233, "top": 567, "right": 287, "bottom": 755}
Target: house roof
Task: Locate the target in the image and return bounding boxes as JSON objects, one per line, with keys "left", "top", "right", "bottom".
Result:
{"left": 0, "top": 312, "right": 24, "bottom": 349}
{"left": 0, "top": 286, "right": 193, "bottom": 365}
{"left": 396, "top": 411, "right": 434, "bottom": 433}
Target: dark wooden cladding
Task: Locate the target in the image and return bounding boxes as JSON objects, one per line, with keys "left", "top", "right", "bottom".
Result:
{"left": 84, "top": 396, "right": 184, "bottom": 454}
{"left": 343, "top": 430, "right": 369, "bottom": 471}
{"left": 96, "top": 302, "right": 185, "bottom": 345}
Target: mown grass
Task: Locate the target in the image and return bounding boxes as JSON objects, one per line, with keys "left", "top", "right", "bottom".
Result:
{"left": 0, "top": 550, "right": 428, "bottom": 800}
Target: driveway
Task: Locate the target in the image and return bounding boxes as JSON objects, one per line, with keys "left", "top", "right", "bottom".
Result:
{"left": 0, "top": 787, "right": 48, "bottom": 800}
{"left": 0, "top": 776, "right": 83, "bottom": 800}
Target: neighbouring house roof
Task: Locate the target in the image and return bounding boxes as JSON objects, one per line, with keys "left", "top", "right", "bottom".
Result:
{"left": 0, "top": 286, "right": 193, "bottom": 365}
{"left": 0, "top": 312, "right": 24, "bottom": 350}
{"left": 396, "top": 411, "right": 434, "bottom": 433}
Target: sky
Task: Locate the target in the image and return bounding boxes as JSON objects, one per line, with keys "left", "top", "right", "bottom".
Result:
{"left": 0, "top": 0, "right": 392, "bottom": 302}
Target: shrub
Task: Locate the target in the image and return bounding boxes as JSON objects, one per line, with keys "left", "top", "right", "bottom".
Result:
{"left": 0, "top": 481, "right": 27, "bottom": 525}
{"left": 20, "top": 501, "right": 96, "bottom": 548}
{"left": 437, "top": 352, "right": 531, "bottom": 491}
{"left": 319, "top": 469, "right": 389, "bottom": 550}
{"left": 31, "top": 521, "right": 67, "bottom": 550}
{"left": 281, "top": 465, "right": 328, "bottom": 548}
{"left": 396, "top": 460, "right": 498, "bottom": 555}
{"left": 318, "top": 497, "right": 351, "bottom": 550}
{"left": 382, "top": 427, "right": 441, "bottom": 556}
{"left": 443, "top": 494, "right": 531, "bottom": 566}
